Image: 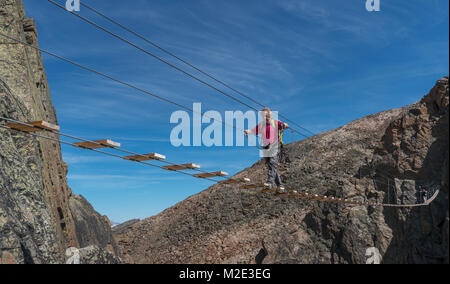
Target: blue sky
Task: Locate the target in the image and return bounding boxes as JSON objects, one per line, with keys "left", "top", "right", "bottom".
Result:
{"left": 21, "top": 0, "right": 449, "bottom": 223}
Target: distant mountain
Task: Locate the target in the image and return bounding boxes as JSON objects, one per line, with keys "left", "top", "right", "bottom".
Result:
{"left": 114, "top": 77, "right": 449, "bottom": 264}
{"left": 112, "top": 220, "right": 141, "bottom": 233}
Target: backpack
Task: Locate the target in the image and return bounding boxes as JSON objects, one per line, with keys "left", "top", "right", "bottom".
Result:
{"left": 270, "top": 120, "right": 285, "bottom": 147}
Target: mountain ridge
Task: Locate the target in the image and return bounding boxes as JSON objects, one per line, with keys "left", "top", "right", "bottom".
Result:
{"left": 114, "top": 76, "right": 449, "bottom": 264}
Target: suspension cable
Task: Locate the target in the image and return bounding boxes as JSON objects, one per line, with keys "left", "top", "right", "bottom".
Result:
{"left": 78, "top": 0, "right": 316, "bottom": 137}
{"left": 0, "top": 32, "right": 247, "bottom": 135}
{"left": 1, "top": 118, "right": 439, "bottom": 208}
{"left": 0, "top": 118, "right": 221, "bottom": 182}
{"left": 47, "top": 0, "right": 312, "bottom": 139}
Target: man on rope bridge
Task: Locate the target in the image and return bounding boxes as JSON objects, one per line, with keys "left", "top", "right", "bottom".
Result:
{"left": 245, "top": 108, "right": 292, "bottom": 196}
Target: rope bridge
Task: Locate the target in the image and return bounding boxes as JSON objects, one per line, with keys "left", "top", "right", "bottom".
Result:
{"left": 0, "top": 117, "right": 440, "bottom": 208}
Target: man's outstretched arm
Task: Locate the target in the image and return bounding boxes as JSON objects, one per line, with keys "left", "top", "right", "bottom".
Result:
{"left": 244, "top": 124, "right": 260, "bottom": 135}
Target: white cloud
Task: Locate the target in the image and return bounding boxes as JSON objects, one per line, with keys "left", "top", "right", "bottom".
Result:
{"left": 62, "top": 153, "right": 110, "bottom": 164}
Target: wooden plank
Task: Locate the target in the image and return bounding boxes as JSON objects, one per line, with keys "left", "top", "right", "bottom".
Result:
{"left": 309, "top": 194, "right": 322, "bottom": 200}
{"left": 29, "top": 120, "right": 60, "bottom": 132}
{"left": 163, "top": 165, "right": 188, "bottom": 171}
{"left": 163, "top": 163, "right": 201, "bottom": 171}
{"left": 221, "top": 177, "right": 250, "bottom": 184}
{"left": 148, "top": 153, "right": 166, "bottom": 161}
{"left": 313, "top": 195, "right": 325, "bottom": 200}
{"left": 300, "top": 193, "right": 310, "bottom": 198}
{"left": 194, "top": 173, "right": 216, "bottom": 178}
{"left": 73, "top": 139, "right": 121, "bottom": 149}
{"left": 295, "top": 193, "right": 307, "bottom": 199}
{"left": 195, "top": 171, "right": 228, "bottom": 178}
{"left": 194, "top": 171, "right": 228, "bottom": 179}
{"left": 147, "top": 153, "right": 166, "bottom": 160}
{"left": 275, "top": 189, "right": 288, "bottom": 196}
{"left": 183, "top": 163, "right": 201, "bottom": 170}
{"left": 241, "top": 184, "right": 259, "bottom": 189}
{"left": 5, "top": 120, "right": 60, "bottom": 132}
{"left": 273, "top": 187, "right": 290, "bottom": 196}
{"left": 242, "top": 183, "right": 270, "bottom": 189}
{"left": 319, "top": 196, "right": 332, "bottom": 201}
{"left": 261, "top": 187, "right": 277, "bottom": 193}
{"left": 5, "top": 123, "right": 41, "bottom": 133}
{"left": 123, "top": 153, "right": 166, "bottom": 162}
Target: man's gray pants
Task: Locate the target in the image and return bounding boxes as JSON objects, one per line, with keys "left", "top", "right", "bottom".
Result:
{"left": 264, "top": 146, "right": 284, "bottom": 188}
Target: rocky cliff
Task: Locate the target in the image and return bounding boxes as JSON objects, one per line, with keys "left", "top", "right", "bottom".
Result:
{"left": 0, "top": 0, "right": 120, "bottom": 264}
{"left": 115, "top": 77, "right": 449, "bottom": 264}
{"left": 69, "top": 195, "right": 121, "bottom": 257}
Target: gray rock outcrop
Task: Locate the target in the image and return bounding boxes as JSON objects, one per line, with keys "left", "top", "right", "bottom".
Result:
{"left": 66, "top": 246, "right": 122, "bottom": 265}
{"left": 69, "top": 195, "right": 121, "bottom": 257}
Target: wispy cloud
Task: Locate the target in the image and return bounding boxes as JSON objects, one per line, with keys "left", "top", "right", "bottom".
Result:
{"left": 62, "top": 153, "right": 111, "bottom": 164}
{"left": 110, "top": 137, "right": 170, "bottom": 143}
{"left": 68, "top": 174, "right": 154, "bottom": 181}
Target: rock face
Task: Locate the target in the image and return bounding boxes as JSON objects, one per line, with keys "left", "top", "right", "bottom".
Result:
{"left": 115, "top": 77, "right": 449, "bottom": 264}
{"left": 0, "top": 0, "right": 120, "bottom": 264}
{"left": 69, "top": 195, "right": 121, "bottom": 257}
{"left": 0, "top": 78, "right": 63, "bottom": 264}
{"left": 372, "top": 77, "right": 449, "bottom": 264}
{"left": 66, "top": 246, "right": 122, "bottom": 265}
